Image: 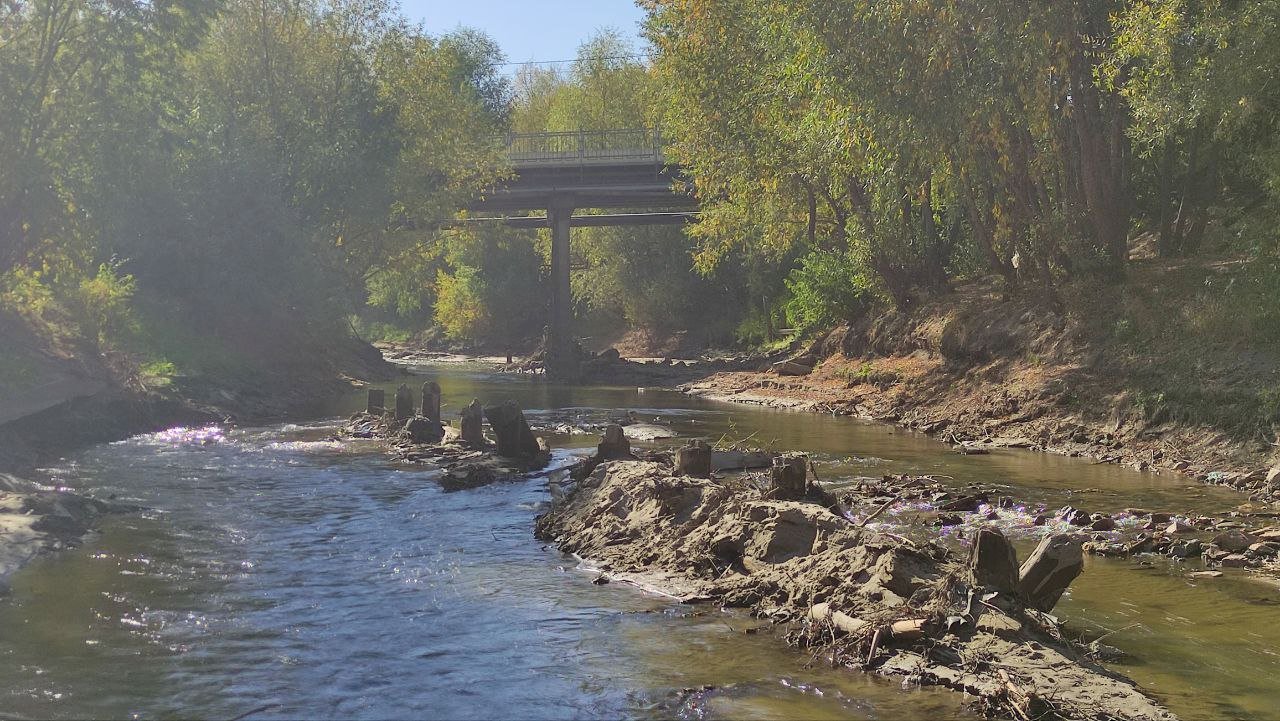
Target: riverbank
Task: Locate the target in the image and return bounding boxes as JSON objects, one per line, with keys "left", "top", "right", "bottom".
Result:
{"left": 680, "top": 277, "right": 1280, "bottom": 505}
{"left": 537, "top": 456, "right": 1176, "bottom": 721}
{"left": 0, "top": 472, "right": 125, "bottom": 592}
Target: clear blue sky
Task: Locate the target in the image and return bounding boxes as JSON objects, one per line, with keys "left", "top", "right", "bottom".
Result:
{"left": 401, "top": 1, "right": 649, "bottom": 66}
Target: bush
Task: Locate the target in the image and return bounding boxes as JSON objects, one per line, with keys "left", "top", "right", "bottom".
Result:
{"left": 784, "top": 249, "right": 875, "bottom": 332}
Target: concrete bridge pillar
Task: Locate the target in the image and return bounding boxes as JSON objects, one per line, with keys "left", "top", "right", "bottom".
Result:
{"left": 547, "top": 197, "right": 578, "bottom": 381}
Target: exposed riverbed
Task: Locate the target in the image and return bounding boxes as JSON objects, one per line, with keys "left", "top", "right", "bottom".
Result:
{"left": 2, "top": 364, "right": 1278, "bottom": 720}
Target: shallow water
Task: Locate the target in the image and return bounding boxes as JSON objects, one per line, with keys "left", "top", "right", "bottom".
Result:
{"left": 1, "top": 364, "right": 1278, "bottom": 720}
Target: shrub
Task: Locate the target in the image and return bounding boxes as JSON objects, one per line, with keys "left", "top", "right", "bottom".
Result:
{"left": 784, "top": 249, "right": 875, "bottom": 333}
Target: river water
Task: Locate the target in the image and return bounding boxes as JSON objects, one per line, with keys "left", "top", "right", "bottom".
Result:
{"left": 2, "top": 364, "right": 1278, "bottom": 720}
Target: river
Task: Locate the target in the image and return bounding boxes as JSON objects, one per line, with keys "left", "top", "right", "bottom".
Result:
{"left": 1, "top": 364, "right": 1278, "bottom": 720}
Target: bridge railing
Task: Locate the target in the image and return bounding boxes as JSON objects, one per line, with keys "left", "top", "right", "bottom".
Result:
{"left": 501, "top": 128, "right": 664, "bottom": 165}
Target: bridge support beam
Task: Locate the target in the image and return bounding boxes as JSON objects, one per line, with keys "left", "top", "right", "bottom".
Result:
{"left": 547, "top": 198, "right": 578, "bottom": 381}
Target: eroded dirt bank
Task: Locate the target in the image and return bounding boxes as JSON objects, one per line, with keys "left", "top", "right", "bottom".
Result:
{"left": 536, "top": 459, "right": 1175, "bottom": 721}
{"left": 681, "top": 281, "right": 1280, "bottom": 504}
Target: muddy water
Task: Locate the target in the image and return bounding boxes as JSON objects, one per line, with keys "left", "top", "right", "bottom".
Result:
{"left": 1, "top": 364, "right": 1277, "bottom": 720}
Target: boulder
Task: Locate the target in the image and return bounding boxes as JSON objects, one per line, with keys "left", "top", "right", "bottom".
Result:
{"left": 460, "top": 399, "right": 485, "bottom": 446}
{"left": 1165, "top": 520, "right": 1194, "bottom": 535}
{"left": 483, "top": 400, "right": 542, "bottom": 458}
{"left": 1017, "top": 534, "right": 1084, "bottom": 612}
{"left": 366, "top": 388, "right": 386, "bottom": 415}
{"left": 675, "top": 440, "right": 712, "bottom": 478}
{"left": 769, "top": 454, "right": 809, "bottom": 500}
{"left": 1211, "top": 530, "right": 1255, "bottom": 553}
{"left": 421, "top": 381, "right": 442, "bottom": 424}
{"left": 404, "top": 416, "right": 443, "bottom": 444}
{"left": 394, "top": 383, "right": 414, "bottom": 420}
{"left": 1267, "top": 466, "right": 1280, "bottom": 486}
{"left": 968, "top": 526, "right": 1020, "bottom": 594}
{"left": 1090, "top": 515, "right": 1116, "bottom": 531}
{"left": 598, "top": 347, "right": 621, "bottom": 363}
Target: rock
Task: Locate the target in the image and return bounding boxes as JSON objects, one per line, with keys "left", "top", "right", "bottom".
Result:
{"left": 1189, "top": 570, "right": 1223, "bottom": 579}
{"left": 1058, "top": 507, "right": 1091, "bottom": 526}
{"left": 421, "top": 381, "right": 442, "bottom": 424}
{"left": 1150, "top": 512, "right": 1172, "bottom": 524}
{"left": 968, "top": 527, "right": 1020, "bottom": 594}
{"left": 1165, "top": 520, "right": 1193, "bottom": 535}
{"left": 1211, "top": 530, "right": 1255, "bottom": 553}
{"left": 770, "top": 454, "right": 809, "bottom": 500}
{"left": 598, "top": 347, "right": 621, "bottom": 363}
{"left": 1017, "top": 534, "right": 1084, "bottom": 612}
{"left": 460, "top": 399, "right": 485, "bottom": 445}
{"left": 675, "top": 440, "right": 712, "bottom": 478}
{"left": 394, "top": 383, "right": 414, "bottom": 420}
{"left": 1169, "top": 539, "right": 1202, "bottom": 558}
{"left": 404, "top": 416, "right": 443, "bottom": 444}
{"left": 772, "top": 360, "right": 812, "bottom": 377}
{"left": 483, "top": 400, "right": 542, "bottom": 458}
{"left": 1247, "top": 542, "right": 1278, "bottom": 557}
{"left": 1090, "top": 516, "right": 1116, "bottom": 532}
{"left": 1032, "top": 514, "right": 1049, "bottom": 526}
{"left": 1220, "top": 553, "right": 1250, "bottom": 568}
{"left": 1267, "top": 466, "right": 1280, "bottom": 484}
{"left": 366, "top": 388, "right": 386, "bottom": 415}
{"left": 940, "top": 493, "right": 987, "bottom": 512}
{"left": 1126, "top": 534, "right": 1154, "bottom": 554}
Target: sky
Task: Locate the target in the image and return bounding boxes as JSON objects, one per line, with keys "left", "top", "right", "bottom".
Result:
{"left": 400, "top": 1, "right": 649, "bottom": 68}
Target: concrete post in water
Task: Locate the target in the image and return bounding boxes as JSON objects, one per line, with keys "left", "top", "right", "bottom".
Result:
{"left": 1016, "top": 534, "right": 1084, "bottom": 611}
{"left": 483, "top": 400, "right": 541, "bottom": 458}
{"left": 421, "top": 381, "right": 442, "bottom": 425}
{"left": 546, "top": 197, "right": 579, "bottom": 382}
{"left": 460, "top": 399, "right": 485, "bottom": 446}
{"left": 969, "top": 526, "right": 1020, "bottom": 594}
{"left": 596, "top": 424, "right": 631, "bottom": 461}
{"left": 770, "top": 454, "right": 809, "bottom": 500}
{"left": 366, "top": 388, "right": 385, "bottom": 415}
{"left": 394, "top": 383, "right": 414, "bottom": 421}
{"left": 675, "top": 440, "right": 712, "bottom": 478}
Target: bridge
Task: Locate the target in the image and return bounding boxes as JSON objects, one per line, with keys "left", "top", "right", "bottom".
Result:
{"left": 469, "top": 129, "right": 697, "bottom": 379}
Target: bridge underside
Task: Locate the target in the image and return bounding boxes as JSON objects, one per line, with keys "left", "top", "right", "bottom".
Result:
{"left": 468, "top": 158, "right": 696, "bottom": 380}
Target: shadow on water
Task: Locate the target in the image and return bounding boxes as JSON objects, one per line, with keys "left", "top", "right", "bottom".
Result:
{"left": 0, "top": 363, "right": 1277, "bottom": 720}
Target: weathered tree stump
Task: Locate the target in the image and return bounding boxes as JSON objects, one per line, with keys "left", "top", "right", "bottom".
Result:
{"left": 421, "top": 381, "right": 442, "bottom": 425}
{"left": 969, "top": 526, "right": 1020, "bottom": 594}
{"left": 483, "top": 400, "right": 542, "bottom": 458}
{"left": 460, "top": 399, "right": 485, "bottom": 446}
{"left": 394, "top": 383, "right": 414, "bottom": 421}
{"left": 770, "top": 454, "right": 809, "bottom": 500}
{"left": 675, "top": 440, "right": 712, "bottom": 478}
{"left": 366, "top": 389, "right": 385, "bottom": 415}
{"left": 1017, "top": 534, "right": 1084, "bottom": 611}
{"left": 597, "top": 424, "right": 632, "bottom": 461}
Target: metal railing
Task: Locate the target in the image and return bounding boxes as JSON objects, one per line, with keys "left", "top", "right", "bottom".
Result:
{"left": 500, "top": 128, "right": 664, "bottom": 165}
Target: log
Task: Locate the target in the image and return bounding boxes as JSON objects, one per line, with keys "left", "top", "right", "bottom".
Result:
{"left": 808, "top": 603, "right": 870, "bottom": 636}
{"left": 1017, "top": 534, "right": 1084, "bottom": 611}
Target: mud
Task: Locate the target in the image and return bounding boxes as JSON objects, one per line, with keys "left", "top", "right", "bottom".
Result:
{"left": 536, "top": 460, "right": 1176, "bottom": 721}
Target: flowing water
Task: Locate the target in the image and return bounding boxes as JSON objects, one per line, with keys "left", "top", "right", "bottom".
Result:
{"left": 1, "top": 364, "right": 1278, "bottom": 720}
